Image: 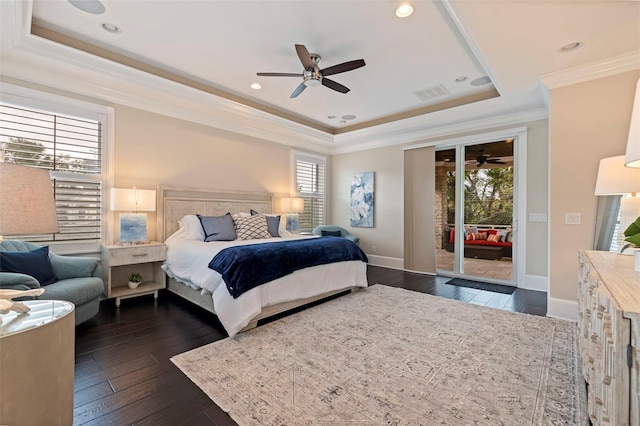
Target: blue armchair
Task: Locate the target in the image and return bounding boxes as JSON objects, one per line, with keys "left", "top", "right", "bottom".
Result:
{"left": 0, "top": 240, "right": 104, "bottom": 325}
{"left": 311, "top": 225, "right": 360, "bottom": 246}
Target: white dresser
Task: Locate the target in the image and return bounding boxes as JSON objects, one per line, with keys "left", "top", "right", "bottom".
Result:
{"left": 578, "top": 250, "right": 640, "bottom": 426}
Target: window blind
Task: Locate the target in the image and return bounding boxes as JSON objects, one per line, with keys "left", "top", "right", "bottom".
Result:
{"left": 0, "top": 102, "right": 103, "bottom": 243}
{"left": 294, "top": 153, "right": 326, "bottom": 231}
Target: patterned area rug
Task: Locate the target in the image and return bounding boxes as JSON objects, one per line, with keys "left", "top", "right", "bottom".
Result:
{"left": 171, "top": 285, "right": 588, "bottom": 425}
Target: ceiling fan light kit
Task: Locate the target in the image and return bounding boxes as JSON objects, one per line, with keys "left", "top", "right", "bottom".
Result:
{"left": 257, "top": 44, "right": 366, "bottom": 99}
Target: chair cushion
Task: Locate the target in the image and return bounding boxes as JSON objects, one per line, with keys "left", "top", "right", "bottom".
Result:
{"left": 41, "top": 277, "right": 104, "bottom": 306}
{"left": 50, "top": 253, "right": 99, "bottom": 280}
{"left": 0, "top": 246, "right": 57, "bottom": 286}
{"left": 321, "top": 230, "right": 342, "bottom": 237}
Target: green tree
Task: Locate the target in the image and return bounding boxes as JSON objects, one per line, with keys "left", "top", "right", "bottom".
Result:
{"left": 446, "top": 166, "right": 513, "bottom": 226}
{"left": 2, "top": 137, "right": 82, "bottom": 170}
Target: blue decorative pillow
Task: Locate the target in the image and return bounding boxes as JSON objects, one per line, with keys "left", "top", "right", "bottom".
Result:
{"left": 0, "top": 245, "right": 57, "bottom": 286}
{"left": 250, "top": 209, "right": 281, "bottom": 237}
{"left": 197, "top": 213, "right": 237, "bottom": 241}
{"left": 321, "top": 230, "right": 342, "bottom": 237}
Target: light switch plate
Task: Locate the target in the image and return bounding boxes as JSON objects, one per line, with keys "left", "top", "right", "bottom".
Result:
{"left": 565, "top": 212, "right": 581, "bottom": 225}
{"left": 529, "top": 213, "right": 548, "bottom": 222}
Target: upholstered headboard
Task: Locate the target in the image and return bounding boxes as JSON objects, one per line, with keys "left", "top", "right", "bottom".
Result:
{"left": 157, "top": 185, "right": 273, "bottom": 241}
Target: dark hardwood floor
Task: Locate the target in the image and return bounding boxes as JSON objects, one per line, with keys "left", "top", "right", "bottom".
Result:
{"left": 73, "top": 266, "right": 547, "bottom": 425}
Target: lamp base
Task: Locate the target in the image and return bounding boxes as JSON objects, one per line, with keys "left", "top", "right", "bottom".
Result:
{"left": 119, "top": 213, "right": 148, "bottom": 244}
{"left": 285, "top": 213, "right": 300, "bottom": 232}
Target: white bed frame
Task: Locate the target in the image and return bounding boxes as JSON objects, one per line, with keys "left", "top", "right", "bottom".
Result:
{"left": 157, "top": 185, "right": 356, "bottom": 332}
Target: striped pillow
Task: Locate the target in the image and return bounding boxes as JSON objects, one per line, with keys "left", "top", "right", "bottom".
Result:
{"left": 487, "top": 233, "right": 502, "bottom": 243}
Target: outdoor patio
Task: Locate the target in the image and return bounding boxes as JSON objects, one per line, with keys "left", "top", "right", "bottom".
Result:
{"left": 436, "top": 249, "right": 513, "bottom": 282}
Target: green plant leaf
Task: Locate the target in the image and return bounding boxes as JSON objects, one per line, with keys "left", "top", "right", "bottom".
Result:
{"left": 623, "top": 216, "right": 640, "bottom": 237}
{"left": 624, "top": 232, "right": 640, "bottom": 246}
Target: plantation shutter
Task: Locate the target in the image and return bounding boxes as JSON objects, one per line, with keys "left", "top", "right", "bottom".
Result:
{"left": 0, "top": 102, "right": 103, "bottom": 243}
{"left": 294, "top": 153, "right": 326, "bottom": 231}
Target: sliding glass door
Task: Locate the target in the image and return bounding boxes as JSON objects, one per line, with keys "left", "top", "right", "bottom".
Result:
{"left": 435, "top": 140, "right": 515, "bottom": 284}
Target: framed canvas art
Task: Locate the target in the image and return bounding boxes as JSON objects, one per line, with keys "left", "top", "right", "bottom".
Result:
{"left": 350, "top": 172, "right": 374, "bottom": 227}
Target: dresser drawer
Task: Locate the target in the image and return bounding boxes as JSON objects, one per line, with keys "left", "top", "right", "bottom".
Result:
{"left": 103, "top": 244, "right": 166, "bottom": 266}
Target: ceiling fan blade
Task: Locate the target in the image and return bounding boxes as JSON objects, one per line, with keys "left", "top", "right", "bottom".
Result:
{"left": 322, "top": 78, "right": 350, "bottom": 94}
{"left": 295, "top": 44, "right": 314, "bottom": 69}
{"left": 321, "top": 59, "right": 366, "bottom": 76}
{"left": 290, "top": 82, "right": 307, "bottom": 98}
{"left": 257, "top": 72, "right": 303, "bottom": 77}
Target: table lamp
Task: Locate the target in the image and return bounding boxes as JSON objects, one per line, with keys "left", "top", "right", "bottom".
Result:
{"left": 0, "top": 162, "right": 59, "bottom": 240}
{"left": 624, "top": 78, "right": 640, "bottom": 168}
{"left": 281, "top": 197, "right": 305, "bottom": 232}
{"left": 110, "top": 187, "right": 156, "bottom": 244}
{"left": 595, "top": 155, "right": 640, "bottom": 254}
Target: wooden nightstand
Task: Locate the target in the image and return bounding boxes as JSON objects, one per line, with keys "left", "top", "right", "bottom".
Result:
{"left": 101, "top": 242, "right": 167, "bottom": 307}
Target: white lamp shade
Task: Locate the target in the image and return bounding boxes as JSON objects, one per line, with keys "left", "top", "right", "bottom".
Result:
{"left": 594, "top": 155, "right": 640, "bottom": 195}
{"left": 110, "top": 188, "right": 156, "bottom": 212}
{"left": 0, "top": 163, "right": 59, "bottom": 235}
{"left": 625, "top": 78, "right": 640, "bottom": 168}
{"left": 281, "top": 197, "right": 305, "bottom": 213}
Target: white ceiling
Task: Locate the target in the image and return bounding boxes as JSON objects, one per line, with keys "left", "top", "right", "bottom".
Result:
{"left": 2, "top": 0, "right": 639, "bottom": 150}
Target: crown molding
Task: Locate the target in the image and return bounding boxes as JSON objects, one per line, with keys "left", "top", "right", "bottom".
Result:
{"left": 538, "top": 50, "right": 640, "bottom": 91}
{"left": 331, "top": 103, "right": 548, "bottom": 155}
{"left": 0, "top": 0, "right": 547, "bottom": 157}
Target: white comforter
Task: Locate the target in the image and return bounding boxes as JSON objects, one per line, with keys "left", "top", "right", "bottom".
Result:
{"left": 162, "top": 230, "right": 368, "bottom": 336}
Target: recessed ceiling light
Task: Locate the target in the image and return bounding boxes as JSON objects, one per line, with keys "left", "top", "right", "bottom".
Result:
{"left": 561, "top": 42, "right": 582, "bottom": 52}
{"left": 327, "top": 115, "right": 336, "bottom": 119}
{"left": 250, "top": 83, "right": 262, "bottom": 90}
{"left": 339, "top": 120, "right": 347, "bottom": 124}
{"left": 341, "top": 114, "right": 356, "bottom": 120}
{"left": 101, "top": 22, "right": 121, "bottom": 33}
{"left": 68, "top": 0, "right": 105, "bottom": 14}
{"left": 395, "top": 3, "right": 414, "bottom": 18}
{"left": 455, "top": 76, "right": 467, "bottom": 83}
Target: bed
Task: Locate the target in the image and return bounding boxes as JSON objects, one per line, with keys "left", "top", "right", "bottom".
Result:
{"left": 157, "top": 186, "right": 369, "bottom": 337}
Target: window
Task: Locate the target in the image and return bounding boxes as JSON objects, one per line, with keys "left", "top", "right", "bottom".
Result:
{"left": 0, "top": 96, "right": 107, "bottom": 247}
{"left": 293, "top": 151, "right": 326, "bottom": 231}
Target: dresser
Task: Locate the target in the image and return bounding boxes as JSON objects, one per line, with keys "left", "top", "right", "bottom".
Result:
{"left": 577, "top": 250, "right": 640, "bottom": 426}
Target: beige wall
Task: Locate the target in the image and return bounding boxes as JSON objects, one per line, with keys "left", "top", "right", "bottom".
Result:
{"left": 330, "top": 145, "right": 404, "bottom": 259}
{"left": 525, "top": 120, "right": 550, "bottom": 277}
{"left": 548, "top": 70, "right": 640, "bottom": 301}
{"left": 113, "top": 105, "right": 296, "bottom": 242}
{"left": 331, "top": 119, "right": 550, "bottom": 280}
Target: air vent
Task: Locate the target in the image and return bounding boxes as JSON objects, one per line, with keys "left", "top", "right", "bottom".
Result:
{"left": 413, "top": 84, "right": 450, "bottom": 102}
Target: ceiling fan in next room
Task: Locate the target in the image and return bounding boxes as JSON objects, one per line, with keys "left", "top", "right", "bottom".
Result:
{"left": 474, "top": 150, "right": 506, "bottom": 167}
{"left": 257, "top": 44, "right": 366, "bottom": 98}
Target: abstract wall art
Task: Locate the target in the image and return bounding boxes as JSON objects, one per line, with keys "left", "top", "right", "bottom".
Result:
{"left": 350, "top": 171, "right": 374, "bottom": 228}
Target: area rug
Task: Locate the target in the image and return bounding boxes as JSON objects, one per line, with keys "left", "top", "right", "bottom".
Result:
{"left": 445, "top": 278, "right": 516, "bottom": 294}
{"left": 171, "top": 285, "right": 587, "bottom": 425}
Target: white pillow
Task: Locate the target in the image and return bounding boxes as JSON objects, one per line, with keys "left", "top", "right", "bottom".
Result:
{"left": 178, "top": 215, "right": 205, "bottom": 240}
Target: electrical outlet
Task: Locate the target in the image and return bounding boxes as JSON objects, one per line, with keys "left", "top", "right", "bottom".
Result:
{"left": 371, "top": 245, "right": 377, "bottom": 253}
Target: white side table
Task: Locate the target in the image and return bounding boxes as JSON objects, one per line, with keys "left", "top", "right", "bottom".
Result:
{"left": 0, "top": 300, "right": 75, "bottom": 426}
{"left": 101, "top": 242, "right": 167, "bottom": 307}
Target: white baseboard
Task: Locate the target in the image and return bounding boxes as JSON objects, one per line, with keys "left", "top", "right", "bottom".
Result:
{"left": 524, "top": 274, "right": 548, "bottom": 292}
{"left": 367, "top": 254, "right": 404, "bottom": 270}
{"left": 546, "top": 297, "right": 578, "bottom": 322}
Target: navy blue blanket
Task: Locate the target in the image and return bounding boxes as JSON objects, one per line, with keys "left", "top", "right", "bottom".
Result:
{"left": 208, "top": 237, "right": 368, "bottom": 298}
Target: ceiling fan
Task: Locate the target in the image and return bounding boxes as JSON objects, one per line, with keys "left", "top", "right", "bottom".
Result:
{"left": 257, "top": 44, "right": 366, "bottom": 98}
{"left": 474, "top": 150, "right": 506, "bottom": 167}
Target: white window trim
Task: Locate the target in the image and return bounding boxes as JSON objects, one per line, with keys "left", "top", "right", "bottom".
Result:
{"left": 0, "top": 82, "right": 114, "bottom": 254}
{"left": 290, "top": 149, "right": 327, "bottom": 228}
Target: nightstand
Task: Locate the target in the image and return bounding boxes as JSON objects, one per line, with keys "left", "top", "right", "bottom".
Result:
{"left": 101, "top": 242, "right": 167, "bottom": 307}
